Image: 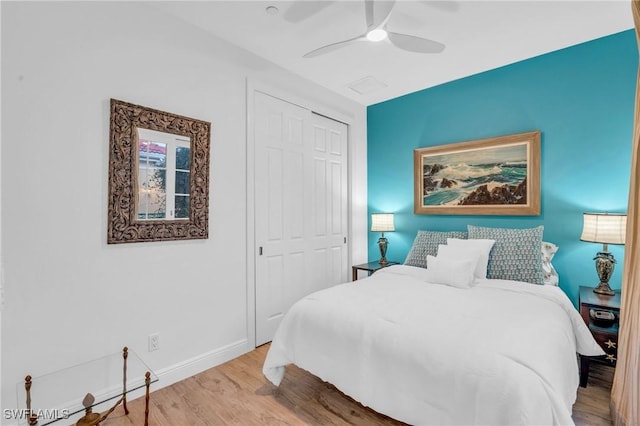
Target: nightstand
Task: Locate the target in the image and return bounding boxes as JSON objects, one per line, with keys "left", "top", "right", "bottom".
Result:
{"left": 578, "top": 285, "right": 621, "bottom": 387}
{"left": 352, "top": 261, "right": 399, "bottom": 281}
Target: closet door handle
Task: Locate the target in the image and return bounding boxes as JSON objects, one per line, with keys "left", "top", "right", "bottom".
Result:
{"left": 259, "top": 247, "right": 263, "bottom": 256}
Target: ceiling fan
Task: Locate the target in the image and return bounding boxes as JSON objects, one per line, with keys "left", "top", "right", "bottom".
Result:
{"left": 303, "top": 0, "right": 445, "bottom": 58}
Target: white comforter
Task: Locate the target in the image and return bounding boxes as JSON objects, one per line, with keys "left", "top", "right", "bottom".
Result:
{"left": 263, "top": 265, "right": 604, "bottom": 426}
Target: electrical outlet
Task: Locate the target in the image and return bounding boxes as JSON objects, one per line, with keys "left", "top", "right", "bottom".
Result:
{"left": 148, "top": 333, "right": 160, "bottom": 352}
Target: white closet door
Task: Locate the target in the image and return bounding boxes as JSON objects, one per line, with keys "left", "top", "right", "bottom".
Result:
{"left": 308, "top": 113, "right": 349, "bottom": 295}
{"left": 254, "top": 92, "right": 348, "bottom": 346}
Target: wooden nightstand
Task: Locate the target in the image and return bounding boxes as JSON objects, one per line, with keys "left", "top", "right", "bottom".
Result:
{"left": 578, "top": 285, "right": 621, "bottom": 387}
{"left": 352, "top": 261, "right": 399, "bottom": 281}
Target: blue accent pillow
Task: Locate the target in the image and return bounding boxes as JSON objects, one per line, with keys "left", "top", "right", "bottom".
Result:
{"left": 467, "top": 225, "right": 544, "bottom": 285}
{"left": 404, "top": 230, "right": 468, "bottom": 268}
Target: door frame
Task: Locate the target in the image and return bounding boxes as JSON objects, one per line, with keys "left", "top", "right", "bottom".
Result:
{"left": 246, "top": 78, "right": 354, "bottom": 348}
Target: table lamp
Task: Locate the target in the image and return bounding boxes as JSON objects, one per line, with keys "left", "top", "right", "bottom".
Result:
{"left": 371, "top": 213, "right": 395, "bottom": 265}
{"left": 580, "top": 212, "right": 626, "bottom": 295}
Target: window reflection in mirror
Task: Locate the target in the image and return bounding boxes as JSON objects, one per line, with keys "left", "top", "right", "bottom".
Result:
{"left": 137, "top": 128, "right": 191, "bottom": 221}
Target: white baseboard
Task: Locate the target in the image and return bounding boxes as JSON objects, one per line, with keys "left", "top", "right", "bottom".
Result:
{"left": 1, "top": 339, "right": 252, "bottom": 426}
{"left": 151, "top": 338, "right": 251, "bottom": 390}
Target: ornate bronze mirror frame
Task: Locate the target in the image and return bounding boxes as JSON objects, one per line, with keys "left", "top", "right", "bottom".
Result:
{"left": 108, "top": 99, "right": 211, "bottom": 243}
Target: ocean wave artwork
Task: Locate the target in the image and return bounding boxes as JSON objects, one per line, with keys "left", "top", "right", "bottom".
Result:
{"left": 421, "top": 143, "right": 528, "bottom": 206}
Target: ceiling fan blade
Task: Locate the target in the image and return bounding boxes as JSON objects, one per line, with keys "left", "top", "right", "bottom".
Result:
{"left": 365, "top": 0, "right": 396, "bottom": 30}
{"left": 303, "top": 36, "right": 366, "bottom": 58}
{"left": 284, "top": 1, "right": 335, "bottom": 23}
{"left": 387, "top": 32, "right": 445, "bottom": 53}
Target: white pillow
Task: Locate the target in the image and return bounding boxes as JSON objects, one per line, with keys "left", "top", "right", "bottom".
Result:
{"left": 426, "top": 254, "right": 477, "bottom": 288}
{"left": 442, "top": 238, "right": 496, "bottom": 279}
{"left": 542, "top": 241, "right": 559, "bottom": 286}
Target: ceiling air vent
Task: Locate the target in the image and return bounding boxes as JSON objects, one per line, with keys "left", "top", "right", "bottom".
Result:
{"left": 348, "top": 76, "right": 387, "bottom": 95}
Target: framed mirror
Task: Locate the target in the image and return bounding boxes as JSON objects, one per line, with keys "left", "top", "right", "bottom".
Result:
{"left": 108, "top": 99, "right": 211, "bottom": 243}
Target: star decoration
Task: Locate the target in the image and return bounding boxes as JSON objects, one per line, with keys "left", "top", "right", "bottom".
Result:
{"left": 605, "top": 339, "right": 617, "bottom": 349}
{"left": 606, "top": 353, "right": 617, "bottom": 363}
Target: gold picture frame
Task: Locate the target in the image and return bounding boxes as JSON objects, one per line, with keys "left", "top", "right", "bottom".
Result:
{"left": 108, "top": 99, "right": 211, "bottom": 243}
{"left": 414, "top": 131, "right": 541, "bottom": 215}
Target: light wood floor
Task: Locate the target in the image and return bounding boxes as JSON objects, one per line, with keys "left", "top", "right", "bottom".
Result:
{"left": 106, "top": 344, "right": 613, "bottom": 425}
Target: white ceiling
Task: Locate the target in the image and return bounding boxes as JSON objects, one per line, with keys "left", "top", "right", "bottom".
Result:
{"left": 155, "top": 1, "right": 634, "bottom": 106}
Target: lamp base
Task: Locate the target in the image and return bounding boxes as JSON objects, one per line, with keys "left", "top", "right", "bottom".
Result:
{"left": 378, "top": 234, "right": 388, "bottom": 266}
{"left": 593, "top": 282, "right": 615, "bottom": 296}
{"left": 592, "top": 249, "right": 616, "bottom": 296}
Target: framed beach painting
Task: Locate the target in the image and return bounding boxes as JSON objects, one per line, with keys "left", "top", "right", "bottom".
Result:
{"left": 414, "top": 131, "right": 541, "bottom": 215}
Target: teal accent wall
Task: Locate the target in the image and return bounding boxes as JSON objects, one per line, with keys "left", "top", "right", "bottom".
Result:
{"left": 367, "top": 30, "right": 637, "bottom": 305}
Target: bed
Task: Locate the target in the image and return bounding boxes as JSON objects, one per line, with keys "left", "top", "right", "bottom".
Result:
{"left": 262, "top": 226, "right": 605, "bottom": 425}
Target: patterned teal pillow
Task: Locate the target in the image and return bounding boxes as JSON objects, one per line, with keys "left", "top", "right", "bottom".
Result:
{"left": 404, "top": 230, "right": 468, "bottom": 268}
{"left": 467, "top": 225, "right": 544, "bottom": 285}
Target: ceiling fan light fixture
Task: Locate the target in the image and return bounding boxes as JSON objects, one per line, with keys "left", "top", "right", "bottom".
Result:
{"left": 366, "top": 28, "right": 388, "bottom": 42}
{"left": 302, "top": 0, "right": 445, "bottom": 58}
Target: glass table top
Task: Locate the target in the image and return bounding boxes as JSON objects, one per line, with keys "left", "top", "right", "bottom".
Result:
{"left": 15, "top": 347, "right": 157, "bottom": 425}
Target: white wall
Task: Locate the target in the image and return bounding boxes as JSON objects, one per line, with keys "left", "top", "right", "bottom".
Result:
{"left": 0, "top": 0, "right": 3, "bottom": 413}
{"left": 0, "top": 1, "right": 367, "bottom": 416}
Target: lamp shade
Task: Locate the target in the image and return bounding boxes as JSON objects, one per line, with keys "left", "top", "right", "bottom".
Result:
{"left": 371, "top": 213, "right": 395, "bottom": 232}
{"left": 580, "top": 212, "right": 627, "bottom": 245}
